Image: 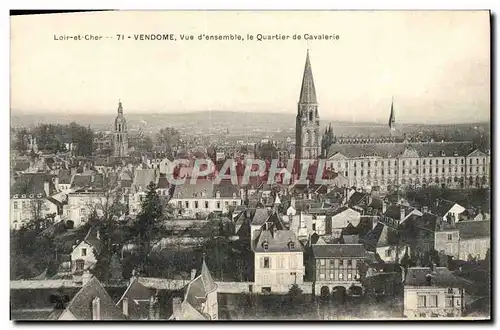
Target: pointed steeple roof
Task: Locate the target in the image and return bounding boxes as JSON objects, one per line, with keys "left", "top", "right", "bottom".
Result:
{"left": 200, "top": 254, "right": 217, "bottom": 293}
{"left": 388, "top": 97, "right": 395, "bottom": 129}
{"left": 298, "top": 50, "right": 317, "bottom": 104}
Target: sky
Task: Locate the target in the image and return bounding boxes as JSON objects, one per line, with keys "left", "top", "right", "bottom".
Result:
{"left": 10, "top": 11, "right": 490, "bottom": 124}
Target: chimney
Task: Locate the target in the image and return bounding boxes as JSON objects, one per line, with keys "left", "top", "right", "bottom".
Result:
{"left": 122, "top": 297, "right": 129, "bottom": 317}
{"left": 400, "top": 207, "right": 406, "bottom": 221}
{"left": 367, "top": 194, "right": 373, "bottom": 206}
{"left": 382, "top": 201, "right": 387, "bottom": 214}
{"left": 240, "top": 188, "right": 245, "bottom": 199}
{"left": 148, "top": 295, "right": 159, "bottom": 320}
{"left": 423, "top": 205, "right": 428, "bottom": 213}
{"left": 216, "top": 191, "right": 221, "bottom": 199}
{"left": 44, "top": 181, "right": 50, "bottom": 196}
{"left": 172, "top": 297, "right": 182, "bottom": 319}
{"left": 372, "top": 217, "right": 378, "bottom": 230}
{"left": 431, "top": 262, "right": 437, "bottom": 273}
{"left": 92, "top": 297, "right": 101, "bottom": 320}
{"left": 291, "top": 197, "right": 296, "bottom": 209}
{"left": 54, "top": 176, "right": 59, "bottom": 190}
{"left": 190, "top": 269, "right": 197, "bottom": 281}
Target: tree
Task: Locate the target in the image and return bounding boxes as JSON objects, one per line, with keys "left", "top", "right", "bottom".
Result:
{"left": 10, "top": 218, "right": 58, "bottom": 280}
{"left": 156, "top": 127, "right": 180, "bottom": 153}
{"left": 132, "top": 181, "right": 163, "bottom": 274}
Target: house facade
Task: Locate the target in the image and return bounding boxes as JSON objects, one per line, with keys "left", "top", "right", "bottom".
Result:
{"left": 326, "top": 144, "right": 490, "bottom": 192}
{"left": 311, "top": 244, "right": 366, "bottom": 296}
{"left": 253, "top": 229, "right": 304, "bottom": 293}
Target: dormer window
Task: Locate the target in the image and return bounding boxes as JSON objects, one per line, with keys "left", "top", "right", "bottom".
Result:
{"left": 288, "top": 241, "right": 295, "bottom": 250}
{"left": 29, "top": 194, "right": 34, "bottom": 198}
{"left": 13, "top": 194, "right": 18, "bottom": 199}
{"left": 262, "top": 240, "right": 269, "bottom": 251}
{"left": 21, "top": 194, "right": 26, "bottom": 198}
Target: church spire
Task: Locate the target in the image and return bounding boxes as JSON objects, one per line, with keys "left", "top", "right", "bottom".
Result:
{"left": 118, "top": 99, "right": 123, "bottom": 115}
{"left": 298, "top": 49, "right": 317, "bottom": 104}
{"left": 388, "top": 97, "right": 395, "bottom": 130}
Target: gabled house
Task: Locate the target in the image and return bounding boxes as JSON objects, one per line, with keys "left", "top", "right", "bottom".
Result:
{"left": 403, "top": 266, "right": 474, "bottom": 319}
{"left": 70, "top": 227, "right": 101, "bottom": 273}
{"left": 116, "top": 278, "right": 157, "bottom": 320}
{"left": 252, "top": 219, "right": 304, "bottom": 293}
{"left": 55, "top": 276, "right": 126, "bottom": 320}
{"left": 361, "top": 221, "right": 410, "bottom": 263}
{"left": 10, "top": 173, "right": 59, "bottom": 229}
{"left": 432, "top": 199, "right": 465, "bottom": 224}
{"left": 169, "top": 259, "right": 219, "bottom": 320}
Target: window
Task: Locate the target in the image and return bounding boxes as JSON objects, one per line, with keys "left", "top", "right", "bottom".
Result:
{"left": 423, "top": 160, "right": 426, "bottom": 165}
{"left": 263, "top": 257, "right": 270, "bottom": 268}
{"left": 216, "top": 201, "right": 221, "bottom": 209}
{"left": 418, "top": 295, "right": 427, "bottom": 308}
{"left": 361, "top": 170, "right": 364, "bottom": 176}
{"left": 329, "top": 259, "right": 335, "bottom": 266}
{"left": 338, "top": 273, "right": 343, "bottom": 280}
{"left": 429, "top": 159, "right": 432, "bottom": 165}
{"left": 329, "top": 273, "right": 334, "bottom": 279}
{"left": 320, "top": 259, "right": 326, "bottom": 266}
{"left": 319, "top": 273, "right": 325, "bottom": 280}
{"left": 455, "top": 159, "right": 457, "bottom": 164}
{"left": 402, "top": 169, "right": 405, "bottom": 174}
{"left": 429, "top": 295, "right": 438, "bottom": 307}
{"left": 194, "top": 201, "right": 199, "bottom": 209}
{"left": 289, "top": 242, "right": 295, "bottom": 250}
{"left": 416, "top": 160, "right": 419, "bottom": 166}
{"left": 13, "top": 202, "right": 17, "bottom": 209}
{"left": 442, "top": 168, "right": 445, "bottom": 173}
{"left": 420, "top": 313, "right": 426, "bottom": 318}
{"left": 469, "top": 159, "right": 472, "bottom": 164}
{"left": 402, "top": 161, "right": 405, "bottom": 167}
{"left": 185, "top": 201, "right": 189, "bottom": 208}
{"left": 442, "top": 159, "right": 445, "bottom": 165}
{"left": 312, "top": 223, "right": 316, "bottom": 231}
{"left": 232, "top": 201, "right": 237, "bottom": 206}
{"left": 347, "top": 259, "right": 352, "bottom": 267}
{"left": 445, "top": 295, "right": 454, "bottom": 307}
{"left": 225, "top": 201, "right": 229, "bottom": 207}
{"left": 385, "top": 250, "right": 391, "bottom": 257}
{"left": 423, "top": 168, "right": 426, "bottom": 174}
{"left": 448, "top": 234, "right": 453, "bottom": 241}
{"left": 347, "top": 273, "right": 352, "bottom": 280}
{"left": 263, "top": 242, "right": 269, "bottom": 251}
{"left": 177, "top": 201, "right": 182, "bottom": 208}
{"left": 81, "top": 248, "right": 87, "bottom": 257}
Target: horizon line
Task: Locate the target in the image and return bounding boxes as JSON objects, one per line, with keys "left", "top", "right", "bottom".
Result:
{"left": 10, "top": 109, "right": 490, "bottom": 126}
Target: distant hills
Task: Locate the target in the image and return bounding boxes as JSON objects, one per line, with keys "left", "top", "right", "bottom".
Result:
{"left": 10, "top": 109, "right": 489, "bottom": 139}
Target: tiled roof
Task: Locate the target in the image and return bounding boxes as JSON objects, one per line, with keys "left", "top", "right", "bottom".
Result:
{"left": 58, "top": 169, "right": 72, "bottom": 184}
{"left": 456, "top": 220, "right": 490, "bottom": 240}
{"left": 432, "top": 199, "right": 459, "bottom": 217}
{"left": 132, "top": 169, "right": 159, "bottom": 192}
{"left": 404, "top": 267, "right": 474, "bottom": 289}
{"left": 172, "top": 179, "right": 214, "bottom": 198}
{"left": 250, "top": 208, "right": 269, "bottom": 226}
{"left": 362, "top": 223, "right": 400, "bottom": 248}
{"left": 71, "top": 174, "right": 92, "bottom": 188}
{"left": 84, "top": 227, "right": 101, "bottom": 255}
{"left": 63, "top": 277, "right": 126, "bottom": 320}
{"left": 312, "top": 244, "right": 366, "bottom": 258}
{"left": 10, "top": 173, "right": 56, "bottom": 198}
{"left": 254, "top": 230, "right": 302, "bottom": 253}
{"left": 213, "top": 182, "right": 240, "bottom": 198}
{"left": 157, "top": 177, "right": 169, "bottom": 189}
{"left": 328, "top": 142, "right": 476, "bottom": 159}
{"left": 116, "top": 278, "right": 152, "bottom": 320}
